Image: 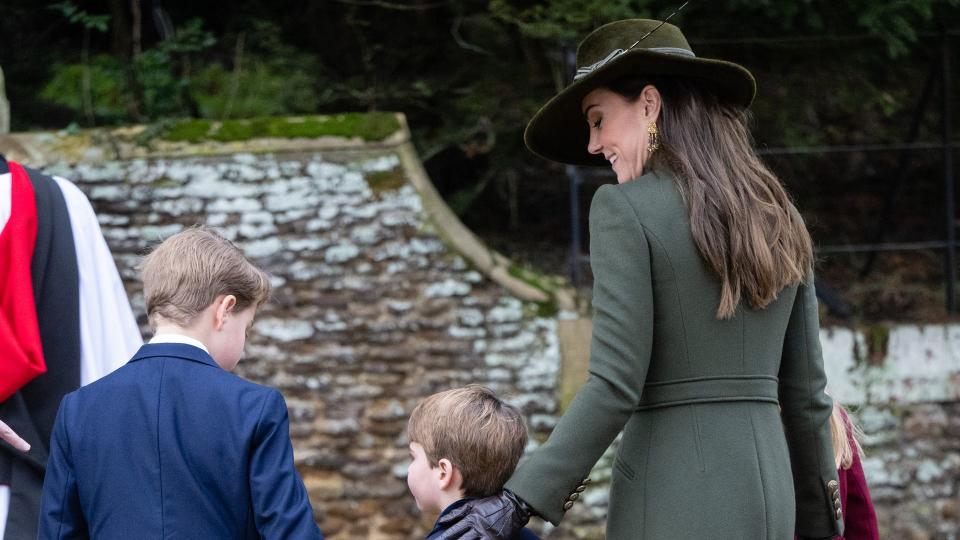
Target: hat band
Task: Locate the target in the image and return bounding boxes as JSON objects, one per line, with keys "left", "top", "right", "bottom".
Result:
{"left": 573, "top": 46, "right": 697, "bottom": 81}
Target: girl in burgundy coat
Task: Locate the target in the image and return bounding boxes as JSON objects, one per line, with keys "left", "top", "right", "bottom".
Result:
{"left": 830, "top": 404, "right": 879, "bottom": 540}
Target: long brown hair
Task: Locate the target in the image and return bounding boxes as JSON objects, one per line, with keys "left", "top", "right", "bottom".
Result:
{"left": 608, "top": 77, "right": 813, "bottom": 319}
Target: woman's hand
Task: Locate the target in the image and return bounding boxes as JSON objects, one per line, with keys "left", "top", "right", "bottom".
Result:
{"left": 435, "top": 489, "right": 531, "bottom": 540}
{"left": 0, "top": 419, "right": 30, "bottom": 452}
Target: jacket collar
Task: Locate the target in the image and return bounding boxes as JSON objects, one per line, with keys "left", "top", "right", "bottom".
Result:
{"left": 128, "top": 342, "right": 221, "bottom": 369}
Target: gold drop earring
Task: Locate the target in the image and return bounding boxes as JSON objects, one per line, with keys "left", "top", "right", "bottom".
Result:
{"left": 647, "top": 122, "right": 660, "bottom": 154}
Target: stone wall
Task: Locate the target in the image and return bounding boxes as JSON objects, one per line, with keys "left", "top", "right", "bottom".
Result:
{"left": 3, "top": 116, "right": 959, "bottom": 538}
{"left": 2, "top": 118, "right": 565, "bottom": 539}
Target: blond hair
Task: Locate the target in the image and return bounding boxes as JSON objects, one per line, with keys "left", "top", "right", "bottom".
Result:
{"left": 407, "top": 385, "right": 528, "bottom": 497}
{"left": 609, "top": 77, "right": 813, "bottom": 319}
{"left": 140, "top": 226, "right": 271, "bottom": 330}
{"left": 830, "top": 402, "right": 865, "bottom": 470}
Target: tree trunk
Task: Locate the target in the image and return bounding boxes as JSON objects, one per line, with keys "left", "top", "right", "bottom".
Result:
{"left": 110, "top": 0, "right": 132, "bottom": 59}
{"left": 82, "top": 29, "right": 95, "bottom": 126}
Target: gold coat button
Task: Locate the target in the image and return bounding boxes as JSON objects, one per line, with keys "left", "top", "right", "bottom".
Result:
{"left": 836, "top": 508, "right": 842, "bottom": 520}
{"left": 575, "top": 485, "right": 586, "bottom": 493}
{"left": 827, "top": 480, "right": 838, "bottom": 491}
{"left": 834, "top": 499, "right": 841, "bottom": 510}
{"left": 563, "top": 500, "right": 574, "bottom": 511}
{"left": 569, "top": 492, "right": 579, "bottom": 501}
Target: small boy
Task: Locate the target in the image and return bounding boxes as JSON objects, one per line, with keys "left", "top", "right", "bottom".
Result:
{"left": 38, "top": 227, "right": 323, "bottom": 539}
{"left": 406, "top": 385, "right": 539, "bottom": 540}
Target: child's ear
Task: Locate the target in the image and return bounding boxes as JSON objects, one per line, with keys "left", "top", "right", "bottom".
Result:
{"left": 436, "top": 458, "right": 458, "bottom": 491}
{"left": 214, "top": 295, "right": 238, "bottom": 330}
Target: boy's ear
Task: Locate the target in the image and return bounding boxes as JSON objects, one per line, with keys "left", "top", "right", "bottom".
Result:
{"left": 213, "top": 295, "right": 238, "bottom": 331}
{"left": 436, "top": 458, "right": 460, "bottom": 491}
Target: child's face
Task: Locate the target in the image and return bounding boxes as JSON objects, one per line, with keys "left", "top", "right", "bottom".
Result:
{"left": 407, "top": 442, "right": 444, "bottom": 512}
{"left": 208, "top": 304, "right": 256, "bottom": 371}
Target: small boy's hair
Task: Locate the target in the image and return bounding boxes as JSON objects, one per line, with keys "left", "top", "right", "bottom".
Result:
{"left": 139, "top": 226, "right": 271, "bottom": 330}
{"left": 407, "top": 385, "right": 527, "bottom": 497}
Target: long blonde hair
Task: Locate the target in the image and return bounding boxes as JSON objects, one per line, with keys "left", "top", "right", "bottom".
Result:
{"left": 830, "top": 402, "right": 865, "bottom": 470}
{"left": 609, "top": 77, "right": 813, "bottom": 319}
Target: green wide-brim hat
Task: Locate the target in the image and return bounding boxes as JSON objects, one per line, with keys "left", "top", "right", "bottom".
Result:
{"left": 525, "top": 19, "right": 756, "bottom": 167}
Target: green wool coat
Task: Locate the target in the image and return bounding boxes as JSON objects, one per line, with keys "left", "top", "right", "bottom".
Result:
{"left": 505, "top": 171, "right": 844, "bottom": 539}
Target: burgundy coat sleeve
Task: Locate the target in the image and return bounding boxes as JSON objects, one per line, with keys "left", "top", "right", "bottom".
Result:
{"left": 838, "top": 414, "right": 879, "bottom": 540}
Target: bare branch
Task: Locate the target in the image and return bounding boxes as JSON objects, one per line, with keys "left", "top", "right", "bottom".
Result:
{"left": 451, "top": 16, "right": 490, "bottom": 55}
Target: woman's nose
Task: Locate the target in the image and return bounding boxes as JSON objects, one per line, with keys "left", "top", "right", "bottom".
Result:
{"left": 587, "top": 132, "right": 601, "bottom": 154}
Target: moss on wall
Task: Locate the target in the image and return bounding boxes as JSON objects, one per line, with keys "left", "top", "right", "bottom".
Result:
{"left": 865, "top": 324, "right": 890, "bottom": 366}
{"left": 365, "top": 167, "right": 407, "bottom": 193}
{"left": 160, "top": 113, "right": 402, "bottom": 143}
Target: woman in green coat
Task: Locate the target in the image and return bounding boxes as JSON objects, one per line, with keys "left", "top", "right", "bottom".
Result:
{"left": 437, "top": 19, "right": 844, "bottom": 540}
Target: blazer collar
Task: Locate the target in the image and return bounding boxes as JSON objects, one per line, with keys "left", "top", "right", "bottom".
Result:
{"left": 128, "top": 342, "right": 221, "bottom": 369}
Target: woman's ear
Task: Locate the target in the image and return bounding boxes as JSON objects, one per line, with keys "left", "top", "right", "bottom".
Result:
{"left": 639, "top": 84, "right": 662, "bottom": 123}
{"left": 214, "top": 294, "right": 238, "bottom": 331}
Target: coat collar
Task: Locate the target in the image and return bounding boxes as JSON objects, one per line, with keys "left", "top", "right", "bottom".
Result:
{"left": 128, "top": 342, "right": 221, "bottom": 369}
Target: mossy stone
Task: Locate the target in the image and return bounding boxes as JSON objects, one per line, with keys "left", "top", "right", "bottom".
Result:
{"left": 159, "top": 113, "right": 401, "bottom": 143}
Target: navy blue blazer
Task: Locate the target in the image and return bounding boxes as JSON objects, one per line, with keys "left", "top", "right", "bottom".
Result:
{"left": 38, "top": 343, "right": 323, "bottom": 539}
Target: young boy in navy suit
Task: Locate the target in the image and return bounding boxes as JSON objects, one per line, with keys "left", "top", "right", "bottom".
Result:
{"left": 406, "top": 386, "right": 539, "bottom": 540}
{"left": 38, "top": 226, "right": 323, "bottom": 539}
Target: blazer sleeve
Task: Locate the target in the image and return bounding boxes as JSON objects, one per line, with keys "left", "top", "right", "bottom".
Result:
{"left": 249, "top": 389, "right": 324, "bottom": 540}
{"left": 505, "top": 184, "right": 653, "bottom": 525}
{"left": 38, "top": 393, "right": 89, "bottom": 540}
{"left": 778, "top": 275, "right": 844, "bottom": 538}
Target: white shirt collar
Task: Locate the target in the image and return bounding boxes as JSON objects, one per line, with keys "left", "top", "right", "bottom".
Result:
{"left": 148, "top": 333, "right": 209, "bottom": 354}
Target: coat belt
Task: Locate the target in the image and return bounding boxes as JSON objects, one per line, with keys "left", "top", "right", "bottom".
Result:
{"left": 636, "top": 375, "right": 780, "bottom": 411}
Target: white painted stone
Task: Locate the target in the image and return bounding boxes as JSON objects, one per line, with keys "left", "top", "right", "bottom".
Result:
{"left": 488, "top": 298, "right": 524, "bottom": 323}
{"left": 457, "top": 308, "right": 484, "bottom": 327}
{"left": 484, "top": 352, "right": 527, "bottom": 369}
{"left": 318, "top": 205, "right": 339, "bottom": 220}
{"left": 255, "top": 318, "right": 315, "bottom": 342}
{"left": 424, "top": 279, "right": 470, "bottom": 298}
{"left": 266, "top": 190, "right": 321, "bottom": 211}
{"left": 306, "top": 160, "right": 346, "bottom": 179}
{"left": 206, "top": 213, "right": 229, "bottom": 226}
{"left": 449, "top": 326, "right": 486, "bottom": 339}
{"left": 287, "top": 237, "right": 329, "bottom": 253}
{"left": 139, "top": 223, "right": 183, "bottom": 241}
{"left": 360, "top": 155, "right": 400, "bottom": 172}
{"left": 153, "top": 198, "right": 204, "bottom": 216}
{"left": 242, "top": 211, "right": 274, "bottom": 224}
{"left": 325, "top": 242, "right": 360, "bottom": 263}
{"left": 208, "top": 197, "right": 262, "bottom": 213}
{"left": 350, "top": 224, "right": 381, "bottom": 245}
{"left": 305, "top": 218, "right": 333, "bottom": 232}
{"left": 97, "top": 214, "right": 128, "bottom": 225}
{"left": 915, "top": 459, "right": 945, "bottom": 482}
{"left": 821, "top": 324, "right": 960, "bottom": 405}
{"left": 343, "top": 204, "right": 378, "bottom": 220}
{"left": 242, "top": 237, "right": 283, "bottom": 258}
{"left": 89, "top": 185, "right": 129, "bottom": 200}
{"left": 238, "top": 221, "right": 277, "bottom": 239}
{"left": 380, "top": 211, "right": 416, "bottom": 227}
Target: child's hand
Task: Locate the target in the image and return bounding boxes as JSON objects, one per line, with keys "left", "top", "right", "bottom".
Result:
{"left": 0, "top": 419, "right": 30, "bottom": 452}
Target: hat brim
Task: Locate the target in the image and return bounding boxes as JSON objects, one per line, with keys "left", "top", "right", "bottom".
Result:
{"left": 524, "top": 49, "right": 756, "bottom": 167}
